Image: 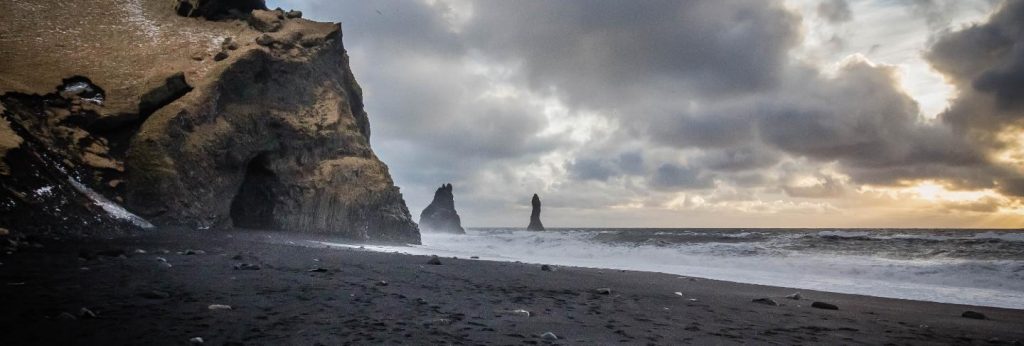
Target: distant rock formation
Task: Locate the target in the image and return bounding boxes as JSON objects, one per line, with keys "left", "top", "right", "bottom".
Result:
{"left": 0, "top": 0, "right": 420, "bottom": 243}
{"left": 527, "top": 194, "right": 545, "bottom": 231}
{"left": 419, "top": 183, "right": 465, "bottom": 234}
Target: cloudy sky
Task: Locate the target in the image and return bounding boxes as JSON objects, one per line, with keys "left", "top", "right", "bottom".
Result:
{"left": 268, "top": 0, "right": 1024, "bottom": 228}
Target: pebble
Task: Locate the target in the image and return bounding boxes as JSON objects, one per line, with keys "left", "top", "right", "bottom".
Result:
{"left": 308, "top": 267, "right": 327, "bottom": 272}
{"left": 78, "top": 307, "right": 97, "bottom": 318}
{"left": 256, "top": 34, "right": 274, "bottom": 46}
{"left": 376, "top": 280, "right": 389, "bottom": 286}
{"left": 786, "top": 292, "right": 802, "bottom": 300}
{"left": 961, "top": 311, "right": 986, "bottom": 320}
{"left": 141, "top": 290, "right": 171, "bottom": 299}
{"left": 595, "top": 288, "right": 612, "bottom": 295}
{"left": 0, "top": 227, "right": 9, "bottom": 236}
{"left": 427, "top": 255, "right": 442, "bottom": 265}
{"left": 811, "top": 301, "right": 839, "bottom": 310}
{"left": 156, "top": 257, "right": 167, "bottom": 262}
{"left": 752, "top": 298, "right": 779, "bottom": 306}
{"left": 208, "top": 304, "right": 232, "bottom": 311}
{"left": 541, "top": 264, "right": 553, "bottom": 271}
{"left": 674, "top": 292, "right": 683, "bottom": 297}
{"left": 541, "top": 332, "right": 558, "bottom": 340}
{"left": 510, "top": 309, "right": 531, "bottom": 317}
{"left": 234, "top": 263, "right": 260, "bottom": 270}
{"left": 57, "top": 312, "right": 77, "bottom": 321}
{"left": 190, "top": 337, "right": 204, "bottom": 344}
{"left": 213, "top": 51, "right": 229, "bottom": 61}
{"left": 183, "top": 249, "right": 205, "bottom": 255}
{"left": 133, "top": 249, "right": 147, "bottom": 254}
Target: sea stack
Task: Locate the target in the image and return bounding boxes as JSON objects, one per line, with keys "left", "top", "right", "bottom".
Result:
{"left": 419, "top": 183, "right": 465, "bottom": 234}
{"left": 527, "top": 194, "right": 545, "bottom": 231}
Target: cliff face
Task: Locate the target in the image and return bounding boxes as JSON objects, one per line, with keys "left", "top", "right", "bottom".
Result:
{"left": 419, "top": 184, "right": 465, "bottom": 234}
{"left": 0, "top": 0, "right": 420, "bottom": 243}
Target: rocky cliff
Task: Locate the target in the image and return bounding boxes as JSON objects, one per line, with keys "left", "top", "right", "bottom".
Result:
{"left": 527, "top": 194, "right": 545, "bottom": 231}
{"left": 419, "top": 183, "right": 465, "bottom": 234}
{"left": 0, "top": 0, "right": 420, "bottom": 243}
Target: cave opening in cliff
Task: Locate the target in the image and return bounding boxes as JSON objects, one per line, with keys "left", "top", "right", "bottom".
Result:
{"left": 229, "top": 153, "right": 279, "bottom": 230}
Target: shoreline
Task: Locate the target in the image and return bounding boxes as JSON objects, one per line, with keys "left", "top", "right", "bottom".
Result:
{"left": 2, "top": 229, "right": 1022, "bottom": 344}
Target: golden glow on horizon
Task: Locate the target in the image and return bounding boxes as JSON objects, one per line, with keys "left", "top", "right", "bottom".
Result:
{"left": 908, "top": 181, "right": 996, "bottom": 202}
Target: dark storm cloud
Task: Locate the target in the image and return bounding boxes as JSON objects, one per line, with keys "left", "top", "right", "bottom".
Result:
{"left": 463, "top": 1, "right": 801, "bottom": 108}
{"left": 698, "top": 146, "right": 781, "bottom": 172}
{"left": 567, "top": 151, "right": 646, "bottom": 181}
{"left": 925, "top": 0, "right": 1024, "bottom": 195}
{"left": 271, "top": 0, "right": 1024, "bottom": 219}
{"left": 818, "top": 0, "right": 854, "bottom": 23}
{"left": 649, "top": 163, "right": 714, "bottom": 191}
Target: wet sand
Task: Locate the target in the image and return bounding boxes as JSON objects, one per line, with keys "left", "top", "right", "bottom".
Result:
{"left": 1, "top": 229, "right": 1022, "bottom": 345}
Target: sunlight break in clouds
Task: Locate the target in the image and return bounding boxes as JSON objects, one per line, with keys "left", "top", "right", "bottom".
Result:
{"left": 269, "top": 0, "right": 1024, "bottom": 228}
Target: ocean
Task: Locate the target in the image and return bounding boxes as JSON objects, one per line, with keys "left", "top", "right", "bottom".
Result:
{"left": 322, "top": 228, "right": 1024, "bottom": 309}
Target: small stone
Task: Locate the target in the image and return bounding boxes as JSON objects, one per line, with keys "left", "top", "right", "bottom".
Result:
{"left": 308, "top": 267, "right": 327, "bottom": 272}
{"left": 208, "top": 304, "right": 232, "bottom": 310}
{"left": 541, "top": 332, "right": 558, "bottom": 340}
{"left": 213, "top": 51, "right": 228, "bottom": 61}
{"left": 0, "top": 228, "right": 9, "bottom": 236}
{"left": 221, "top": 37, "right": 238, "bottom": 50}
{"left": 961, "top": 311, "right": 986, "bottom": 320}
{"left": 376, "top": 280, "right": 389, "bottom": 286}
{"left": 248, "top": 10, "right": 283, "bottom": 32}
{"left": 595, "top": 288, "right": 612, "bottom": 295}
{"left": 190, "top": 52, "right": 204, "bottom": 61}
{"left": 160, "top": 262, "right": 173, "bottom": 269}
{"left": 752, "top": 298, "right": 779, "bottom": 306}
{"left": 183, "top": 249, "right": 205, "bottom": 255}
{"left": 425, "top": 318, "right": 452, "bottom": 326}
{"left": 156, "top": 257, "right": 167, "bottom": 262}
{"left": 285, "top": 10, "right": 302, "bottom": 18}
{"left": 674, "top": 292, "right": 683, "bottom": 297}
{"left": 78, "top": 307, "right": 97, "bottom": 318}
{"left": 234, "top": 263, "right": 260, "bottom": 270}
{"left": 811, "top": 301, "right": 839, "bottom": 310}
{"left": 541, "top": 264, "right": 553, "bottom": 271}
{"left": 141, "top": 290, "right": 171, "bottom": 299}
{"left": 510, "top": 309, "right": 531, "bottom": 317}
{"left": 231, "top": 254, "right": 243, "bottom": 260}
{"left": 190, "top": 337, "right": 204, "bottom": 344}
{"left": 427, "top": 255, "right": 442, "bottom": 265}
{"left": 57, "top": 312, "right": 77, "bottom": 321}
{"left": 133, "top": 249, "right": 147, "bottom": 254}
{"left": 786, "top": 292, "right": 802, "bottom": 300}
{"left": 256, "top": 34, "right": 274, "bottom": 46}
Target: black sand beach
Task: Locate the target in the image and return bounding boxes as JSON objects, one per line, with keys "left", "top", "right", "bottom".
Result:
{"left": 2, "top": 230, "right": 1022, "bottom": 345}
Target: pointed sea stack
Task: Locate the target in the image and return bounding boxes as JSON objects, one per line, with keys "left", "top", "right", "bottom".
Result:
{"left": 419, "top": 184, "right": 465, "bottom": 234}
{"left": 527, "top": 194, "right": 545, "bottom": 231}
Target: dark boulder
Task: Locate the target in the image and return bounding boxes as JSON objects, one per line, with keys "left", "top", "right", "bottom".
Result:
{"left": 811, "top": 301, "right": 839, "bottom": 310}
{"left": 419, "top": 183, "right": 464, "bottom": 234}
{"left": 962, "top": 311, "right": 987, "bottom": 320}
{"left": 527, "top": 193, "right": 545, "bottom": 231}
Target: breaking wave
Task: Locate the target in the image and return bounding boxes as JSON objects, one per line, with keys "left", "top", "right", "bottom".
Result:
{"left": 321, "top": 228, "right": 1024, "bottom": 309}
